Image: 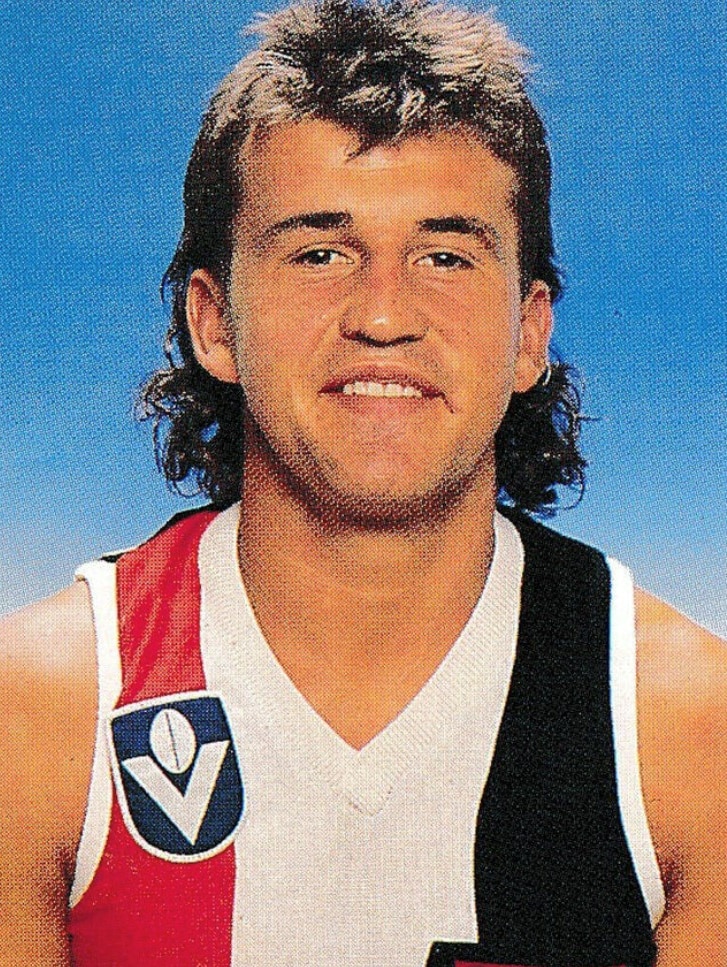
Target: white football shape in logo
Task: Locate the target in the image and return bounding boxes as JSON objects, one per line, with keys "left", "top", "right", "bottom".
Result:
{"left": 149, "top": 708, "right": 197, "bottom": 774}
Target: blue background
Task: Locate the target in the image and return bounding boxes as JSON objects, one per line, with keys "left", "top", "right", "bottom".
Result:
{"left": 1, "top": 1, "right": 725, "bottom": 635}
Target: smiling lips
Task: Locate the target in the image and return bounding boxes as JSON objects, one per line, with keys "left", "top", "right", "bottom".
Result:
{"left": 322, "top": 370, "right": 443, "bottom": 403}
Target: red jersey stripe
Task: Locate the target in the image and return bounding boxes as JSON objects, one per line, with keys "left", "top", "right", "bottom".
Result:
{"left": 116, "top": 510, "right": 217, "bottom": 703}
{"left": 69, "top": 511, "right": 237, "bottom": 966}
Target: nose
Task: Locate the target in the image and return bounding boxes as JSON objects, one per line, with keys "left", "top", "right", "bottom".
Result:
{"left": 338, "top": 262, "right": 428, "bottom": 346}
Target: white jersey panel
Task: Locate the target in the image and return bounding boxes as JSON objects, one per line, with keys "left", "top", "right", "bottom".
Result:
{"left": 608, "top": 557, "right": 666, "bottom": 928}
{"left": 69, "top": 560, "right": 123, "bottom": 907}
{"left": 198, "top": 505, "right": 524, "bottom": 967}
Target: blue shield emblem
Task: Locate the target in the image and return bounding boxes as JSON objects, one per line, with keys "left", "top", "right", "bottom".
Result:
{"left": 109, "top": 693, "right": 244, "bottom": 861}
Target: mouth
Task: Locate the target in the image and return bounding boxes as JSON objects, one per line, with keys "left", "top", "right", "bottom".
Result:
{"left": 341, "top": 380, "right": 423, "bottom": 398}
{"left": 321, "top": 369, "right": 446, "bottom": 405}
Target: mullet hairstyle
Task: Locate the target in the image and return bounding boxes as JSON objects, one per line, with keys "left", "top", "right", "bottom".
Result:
{"left": 140, "top": 0, "right": 586, "bottom": 514}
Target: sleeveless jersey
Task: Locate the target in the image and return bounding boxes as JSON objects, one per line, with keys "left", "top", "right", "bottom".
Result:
{"left": 67, "top": 505, "right": 664, "bottom": 966}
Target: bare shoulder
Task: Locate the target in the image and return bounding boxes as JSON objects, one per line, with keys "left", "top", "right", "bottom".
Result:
{"left": 0, "top": 584, "right": 98, "bottom": 959}
{"left": 635, "top": 586, "right": 727, "bottom": 681}
{"left": 1, "top": 580, "right": 96, "bottom": 673}
{"left": 635, "top": 587, "right": 727, "bottom": 843}
{"left": 635, "top": 588, "right": 727, "bottom": 963}
{"left": 635, "top": 589, "right": 727, "bottom": 785}
{"left": 0, "top": 582, "right": 98, "bottom": 839}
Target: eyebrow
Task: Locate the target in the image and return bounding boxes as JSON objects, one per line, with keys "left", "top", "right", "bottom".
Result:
{"left": 256, "top": 210, "right": 503, "bottom": 254}
{"left": 258, "top": 210, "right": 353, "bottom": 245}
{"left": 417, "top": 216, "right": 503, "bottom": 253}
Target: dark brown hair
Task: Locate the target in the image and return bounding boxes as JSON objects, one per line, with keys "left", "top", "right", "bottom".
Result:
{"left": 140, "top": 0, "right": 586, "bottom": 514}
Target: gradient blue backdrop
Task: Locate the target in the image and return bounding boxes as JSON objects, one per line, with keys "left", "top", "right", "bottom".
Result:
{"left": 2, "top": 0, "right": 725, "bottom": 635}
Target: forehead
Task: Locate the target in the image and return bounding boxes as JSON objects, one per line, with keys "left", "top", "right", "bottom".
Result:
{"left": 238, "top": 119, "right": 518, "bottom": 234}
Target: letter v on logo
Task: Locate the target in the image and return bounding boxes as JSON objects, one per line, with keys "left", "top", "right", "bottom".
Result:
{"left": 122, "top": 740, "right": 229, "bottom": 845}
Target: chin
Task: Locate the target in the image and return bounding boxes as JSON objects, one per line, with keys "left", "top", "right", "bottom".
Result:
{"left": 288, "top": 459, "right": 488, "bottom": 535}
{"left": 247, "top": 417, "right": 494, "bottom": 533}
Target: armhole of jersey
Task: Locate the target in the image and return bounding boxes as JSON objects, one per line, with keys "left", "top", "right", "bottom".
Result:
{"left": 68, "top": 560, "right": 123, "bottom": 908}
{"left": 607, "top": 556, "right": 666, "bottom": 929}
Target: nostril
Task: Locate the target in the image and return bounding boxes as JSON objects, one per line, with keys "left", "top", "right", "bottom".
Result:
{"left": 340, "top": 314, "right": 428, "bottom": 346}
{"left": 339, "top": 299, "right": 428, "bottom": 344}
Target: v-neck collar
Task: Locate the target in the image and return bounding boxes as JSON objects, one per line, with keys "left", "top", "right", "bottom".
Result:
{"left": 199, "top": 504, "right": 523, "bottom": 815}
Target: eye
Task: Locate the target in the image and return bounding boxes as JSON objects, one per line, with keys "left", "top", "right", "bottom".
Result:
{"left": 418, "top": 251, "right": 474, "bottom": 270}
{"left": 291, "top": 248, "right": 351, "bottom": 268}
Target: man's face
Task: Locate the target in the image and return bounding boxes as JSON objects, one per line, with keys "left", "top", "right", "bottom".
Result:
{"left": 190, "top": 119, "right": 550, "bottom": 527}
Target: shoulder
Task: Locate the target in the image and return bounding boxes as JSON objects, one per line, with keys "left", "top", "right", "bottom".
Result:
{"left": 635, "top": 587, "right": 727, "bottom": 838}
{"left": 0, "top": 583, "right": 98, "bottom": 874}
{"left": 1, "top": 580, "right": 96, "bottom": 659}
{"left": 0, "top": 581, "right": 97, "bottom": 707}
{"left": 635, "top": 588, "right": 727, "bottom": 698}
{"left": 634, "top": 588, "right": 727, "bottom": 954}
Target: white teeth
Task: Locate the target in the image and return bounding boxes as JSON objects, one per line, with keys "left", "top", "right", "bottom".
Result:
{"left": 340, "top": 381, "right": 423, "bottom": 398}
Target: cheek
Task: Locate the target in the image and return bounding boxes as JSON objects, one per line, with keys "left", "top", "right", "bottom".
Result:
{"left": 227, "top": 300, "right": 324, "bottom": 426}
{"left": 447, "top": 305, "right": 520, "bottom": 395}
{"left": 427, "top": 264, "right": 520, "bottom": 340}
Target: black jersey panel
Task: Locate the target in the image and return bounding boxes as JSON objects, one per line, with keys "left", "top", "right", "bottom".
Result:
{"left": 471, "top": 511, "right": 657, "bottom": 967}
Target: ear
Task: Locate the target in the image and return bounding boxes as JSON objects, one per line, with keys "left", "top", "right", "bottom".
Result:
{"left": 513, "top": 281, "right": 554, "bottom": 393}
{"left": 186, "top": 269, "right": 240, "bottom": 384}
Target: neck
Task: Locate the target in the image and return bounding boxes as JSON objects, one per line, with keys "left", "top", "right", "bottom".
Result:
{"left": 235, "top": 433, "right": 498, "bottom": 747}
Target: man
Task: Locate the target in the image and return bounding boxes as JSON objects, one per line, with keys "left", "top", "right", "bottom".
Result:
{"left": 1, "top": 0, "right": 725, "bottom": 964}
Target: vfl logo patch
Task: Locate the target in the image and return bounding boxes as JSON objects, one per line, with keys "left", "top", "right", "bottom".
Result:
{"left": 109, "top": 693, "right": 244, "bottom": 861}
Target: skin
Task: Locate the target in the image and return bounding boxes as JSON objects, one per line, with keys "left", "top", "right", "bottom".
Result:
{"left": 0, "top": 120, "right": 724, "bottom": 964}
{"left": 189, "top": 121, "right": 552, "bottom": 743}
